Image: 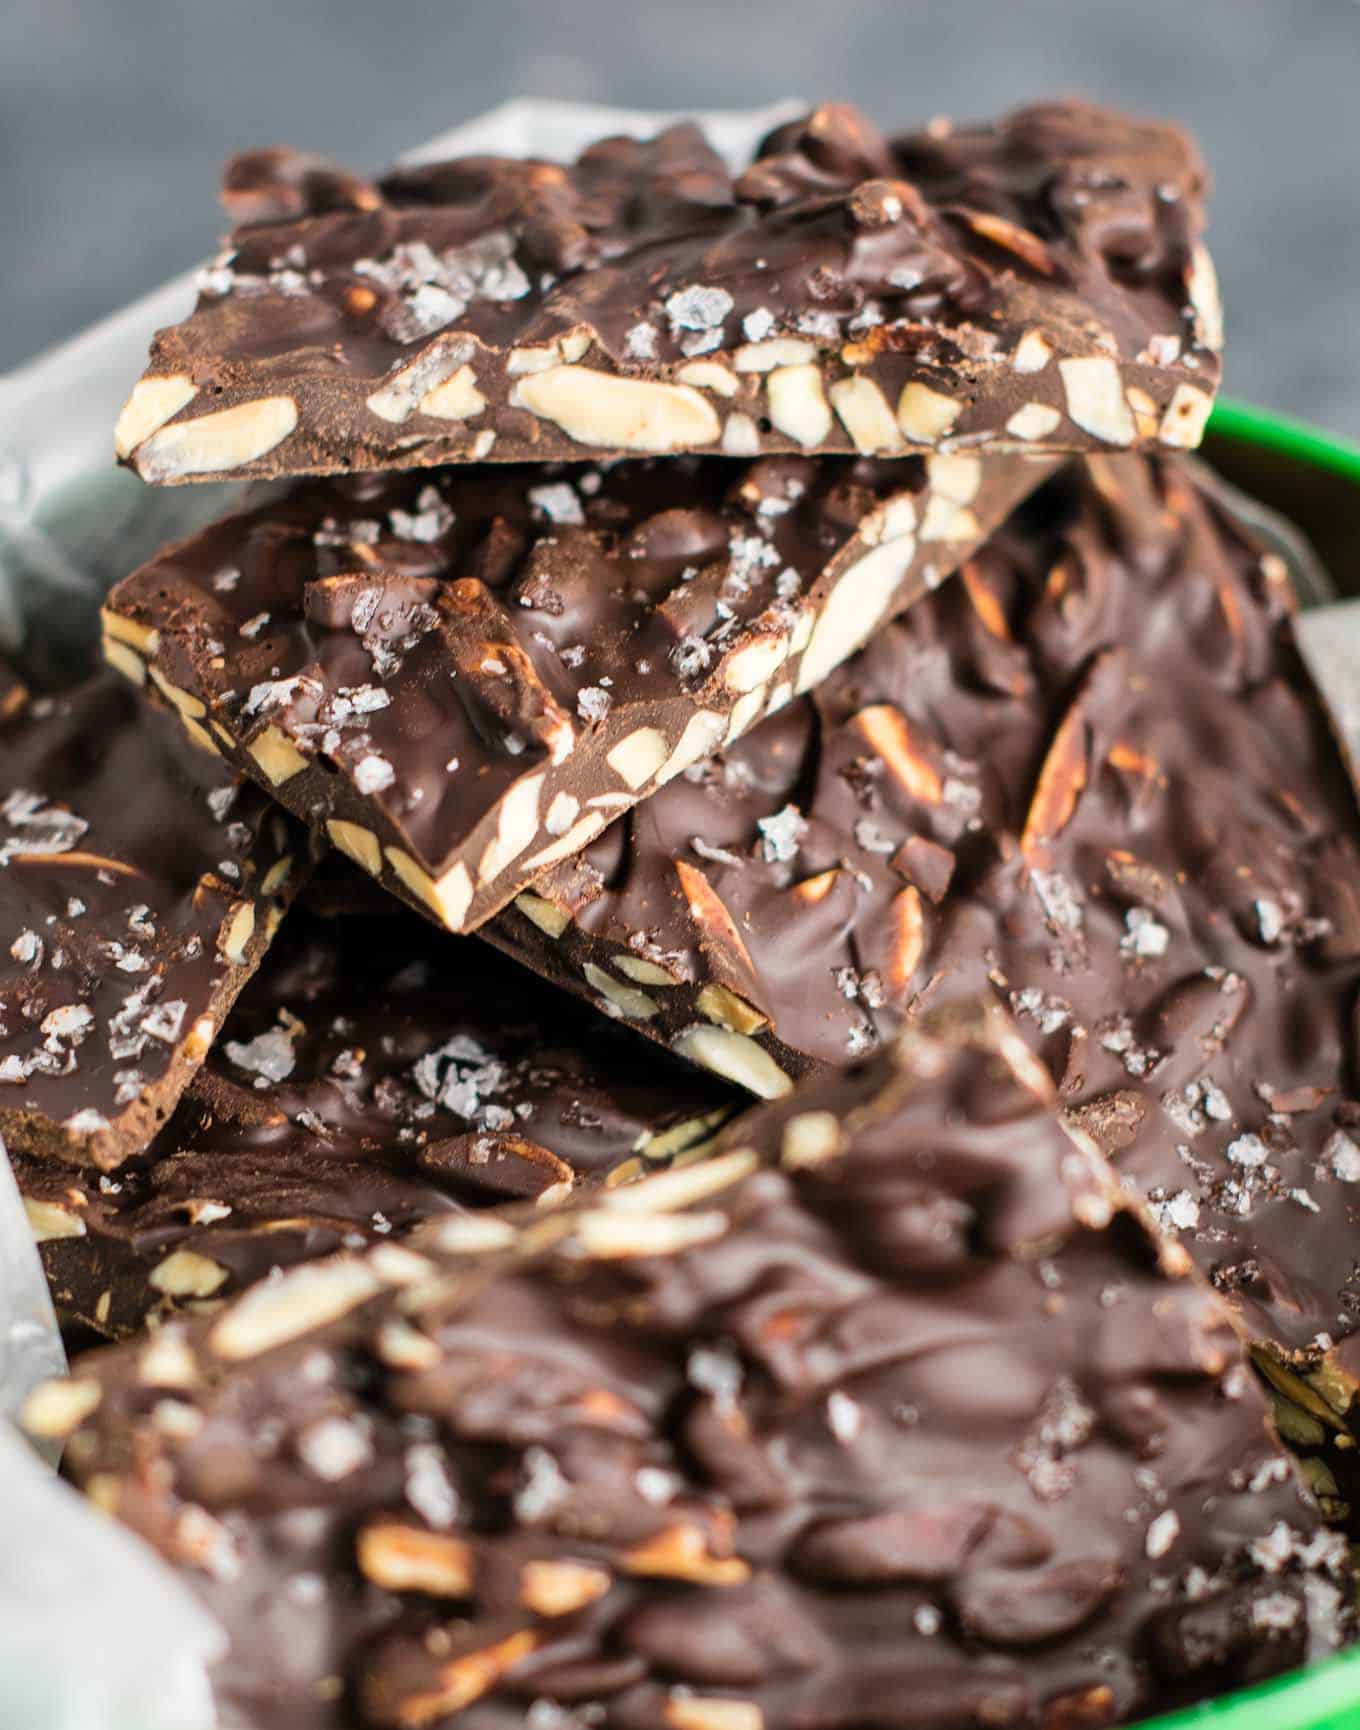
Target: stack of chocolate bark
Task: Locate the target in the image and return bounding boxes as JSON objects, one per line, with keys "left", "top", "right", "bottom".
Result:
{"left": 10, "top": 100, "right": 1360, "bottom": 1728}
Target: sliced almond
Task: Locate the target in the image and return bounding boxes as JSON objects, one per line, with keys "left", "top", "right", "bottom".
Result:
{"left": 828, "top": 375, "right": 904, "bottom": 454}
{"left": 604, "top": 1146, "right": 758, "bottom": 1213}
{"left": 328, "top": 819, "right": 382, "bottom": 876}
{"left": 138, "top": 1328, "right": 200, "bottom": 1389}
{"left": 520, "top": 1559, "right": 612, "bottom": 1617}
{"left": 734, "top": 338, "right": 816, "bottom": 372}
{"left": 795, "top": 533, "right": 917, "bottom": 694}
{"left": 102, "top": 636, "right": 147, "bottom": 686}
{"left": 357, "top": 1520, "right": 473, "bottom": 1597}
{"left": 366, "top": 337, "right": 475, "bottom": 423}
{"left": 1005, "top": 402, "right": 1062, "bottom": 441}
{"left": 513, "top": 366, "right": 719, "bottom": 452}
{"left": 521, "top": 811, "right": 608, "bottom": 875}
{"left": 211, "top": 1259, "right": 381, "bottom": 1360}
{"left": 724, "top": 634, "right": 788, "bottom": 695}
{"left": 147, "top": 665, "right": 207, "bottom": 718}
{"left": 666, "top": 1700, "right": 764, "bottom": 1730}
{"left": 583, "top": 962, "right": 659, "bottom": 1021}
{"left": 385, "top": 848, "right": 474, "bottom": 932}
{"left": 220, "top": 900, "right": 256, "bottom": 965}
{"left": 721, "top": 413, "right": 761, "bottom": 456}
{"left": 896, "top": 382, "right": 962, "bottom": 445}
{"left": 478, "top": 773, "right": 545, "bottom": 885}
{"left": 676, "top": 361, "right": 738, "bottom": 397}
{"left": 1022, "top": 698, "right": 1089, "bottom": 855}
{"left": 672, "top": 1026, "right": 792, "bottom": 1099}
{"left": 420, "top": 366, "right": 487, "bottom": 422}
{"left": 248, "top": 724, "right": 308, "bottom": 786}
{"left": 657, "top": 710, "right": 726, "bottom": 785}
{"left": 514, "top": 891, "right": 572, "bottom": 939}
{"left": 101, "top": 608, "right": 160, "bottom": 657}
{"left": 21, "top": 1377, "right": 102, "bottom": 1439}
{"left": 576, "top": 1209, "right": 728, "bottom": 1258}
{"left": 136, "top": 396, "right": 298, "bottom": 480}
{"left": 696, "top": 982, "right": 769, "bottom": 1036}
{"left": 1186, "top": 243, "right": 1224, "bottom": 350}
{"left": 614, "top": 954, "right": 680, "bottom": 986}
{"left": 1012, "top": 329, "right": 1053, "bottom": 374}
{"left": 1158, "top": 383, "right": 1214, "bottom": 450}
{"left": 850, "top": 705, "right": 943, "bottom": 804}
{"left": 114, "top": 374, "right": 199, "bottom": 459}
{"left": 623, "top": 1522, "right": 750, "bottom": 1586}
{"left": 24, "top": 1197, "right": 87, "bottom": 1242}
{"left": 765, "top": 364, "right": 832, "bottom": 447}
{"left": 394, "top": 1630, "right": 539, "bottom": 1727}
{"left": 1057, "top": 356, "right": 1135, "bottom": 446}
{"left": 781, "top": 1110, "right": 842, "bottom": 1168}
{"left": 607, "top": 727, "right": 669, "bottom": 789}
{"left": 149, "top": 1250, "right": 230, "bottom": 1299}
{"left": 884, "top": 885, "right": 926, "bottom": 994}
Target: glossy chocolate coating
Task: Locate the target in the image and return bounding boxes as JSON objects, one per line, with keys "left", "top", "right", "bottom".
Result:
{"left": 107, "top": 449, "right": 1049, "bottom": 932}
{"left": 43, "top": 1008, "right": 1348, "bottom": 1730}
{"left": 16, "top": 908, "right": 734, "bottom": 1336}
{"left": 0, "top": 673, "right": 304, "bottom": 1170}
{"left": 116, "top": 101, "right": 1219, "bottom": 483}
{"left": 491, "top": 457, "right": 1360, "bottom": 1395}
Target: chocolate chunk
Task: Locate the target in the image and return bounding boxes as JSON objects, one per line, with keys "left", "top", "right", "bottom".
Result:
{"left": 0, "top": 673, "right": 306, "bottom": 1170}
{"left": 487, "top": 456, "right": 1360, "bottom": 1413}
{"left": 33, "top": 1006, "right": 1348, "bottom": 1729}
{"left": 105, "top": 450, "right": 1050, "bottom": 933}
{"left": 14, "top": 906, "right": 735, "bottom": 1336}
{"left": 114, "top": 101, "right": 1218, "bottom": 484}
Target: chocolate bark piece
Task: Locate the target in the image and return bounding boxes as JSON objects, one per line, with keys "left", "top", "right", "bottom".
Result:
{"left": 15, "top": 908, "right": 735, "bottom": 1337}
{"left": 105, "top": 449, "right": 1051, "bottom": 934}
{"left": 0, "top": 673, "right": 306, "bottom": 1171}
{"left": 113, "top": 100, "right": 1220, "bottom": 485}
{"left": 490, "top": 454, "right": 1360, "bottom": 1496}
{"left": 33, "top": 1006, "right": 1349, "bottom": 1730}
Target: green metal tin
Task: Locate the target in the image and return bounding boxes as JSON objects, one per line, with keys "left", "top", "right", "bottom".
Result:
{"left": 1132, "top": 399, "right": 1360, "bottom": 1729}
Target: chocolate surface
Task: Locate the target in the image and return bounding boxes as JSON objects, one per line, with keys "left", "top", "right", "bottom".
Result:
{"left": 114, "top": 101, "right": 1219, "bottom": 484}
{"left": 488, "top": 457, "right": 1360, "bottom": 1395}
{"left": 16, "top": 907, "right": 734, "bottom": 1336}
{"left": 0, "top": 673, "right": 305, "bottom": 1170}
{"left": 36, "top": 1007, "right": 1348, "bottom": 1730}
{"left": 106, "top": 449, "right": 1048, "bottom": 933}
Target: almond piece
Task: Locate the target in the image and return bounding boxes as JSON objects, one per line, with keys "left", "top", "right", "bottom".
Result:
{"left": 149, "top": 1250, "right": 230, "bottom": 1298}
{"left": 248, "top": 724, "right": 308, "bottom": 786}
{"left": 211, "top": 1259, "right": 381, "bottom": 1359}
{"left": 896, "top": 382, "right": 962, "bottom": 445}
{"left": 607, "top": 728, "right": 670, "bottom": 789}
{"left": 520, "top": 1559, "right": 612, "bottom": 1616}
{"left": 513, "top": 366, "right": 720, "bottom": 452}
{"left": 135, "top": 396, "right": 299, "bottom": 480}
{"left": 850, "top": 705, "right": 943, "bottom": 804}
{"left": 1058, "top": 357, "right": 1135, "bottom": 446}
{"left": 114, "top": 375, "right": 199, "bottom": 459}
{"left": 357, "top": 1520, "right": 473, "bottom": 1597}
{"left": 514, "top": 891, "right": 572, "bottom": 939}
{"left": 672, "top": 1026, "right": 792, "bottom": 1099}
{"left": 795, "top": 532, "right": 918, "bottom": 694}
{"left": 328, "top": 818, "right": 383, "bottom": 877}
{"left": 766, "top": 364, "right": 832, "bottom": 447}
{"left": 385, "top": 848, "right": 474, "bottom": 932}
{"left": 828, "top": 376, "right": 904, "bottom": 454}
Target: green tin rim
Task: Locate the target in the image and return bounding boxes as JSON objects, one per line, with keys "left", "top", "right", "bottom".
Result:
{"left": 1209, "top": 394, "right": 1360, "bottom": 485}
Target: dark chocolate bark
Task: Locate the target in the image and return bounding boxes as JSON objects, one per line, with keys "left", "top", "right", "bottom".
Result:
{"left": 105, "top": 449, "right": 1050, "bottom": 932}
{"left": 16, "top": 909, "right": 734, "bottom": 1337}
{"left": 0, "top": 673, "right": 306, "bottom": 1170}
{"left": 114, "top": 101, "right": 1219, "bottom": 483}
{"left": 33, "top": 1005, "right": 1347, "bottom": 1730}
{"left": 487, "top": 457, "right": 1360, "bottom": 1456}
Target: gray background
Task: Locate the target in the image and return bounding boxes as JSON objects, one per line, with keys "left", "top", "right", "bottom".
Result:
{"left": 3, "top": 0, "right": 1358, "bottom": 436}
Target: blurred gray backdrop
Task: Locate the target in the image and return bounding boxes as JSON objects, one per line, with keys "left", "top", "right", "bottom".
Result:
{"left": 3, "top": 0, "right": 1358, "bottom": 435}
